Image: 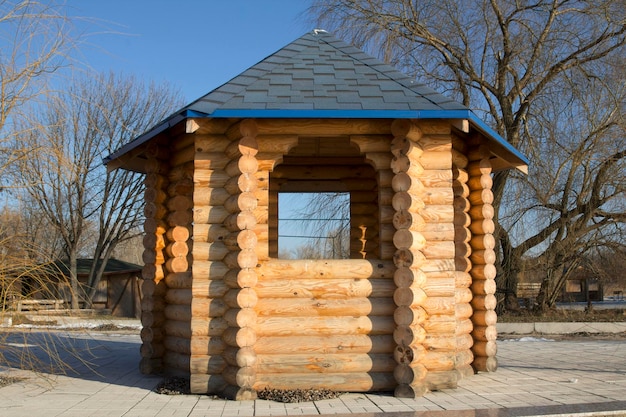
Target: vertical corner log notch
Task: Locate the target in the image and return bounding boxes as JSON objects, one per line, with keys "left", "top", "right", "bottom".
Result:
{"left": 390, "top": 119, "right": 429, "bottom": 398}
{"left": 467, "top": 138, "right": 498, "bottom": 372}
{"left": 140, "top": 142, "right": 170, "bottom": 374}
{"left": 222, "top": 119, "right": 260, "bottom": 400}
{"left": 189, "top": 129, "right": 232, "bottom": 395}
{"left": 451, "top": 132, "right": 474, "bottom": 380}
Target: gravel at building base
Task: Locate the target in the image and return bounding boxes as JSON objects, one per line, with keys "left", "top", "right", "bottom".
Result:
{"left": 155, "top": 377, "right": 343, "bottom": 402}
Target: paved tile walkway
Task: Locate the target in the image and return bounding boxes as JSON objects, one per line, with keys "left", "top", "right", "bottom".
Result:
{"left": 0, "top": 331, "right": 624, "bottom": 416}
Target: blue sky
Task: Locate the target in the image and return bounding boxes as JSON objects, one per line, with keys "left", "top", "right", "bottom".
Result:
{"left": 66, "top": 1, "right": 311, "bottom": 102}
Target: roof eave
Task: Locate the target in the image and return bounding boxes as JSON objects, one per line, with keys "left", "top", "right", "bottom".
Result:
{"left": 104, "top": 109, "right": 528, "bottom": 174}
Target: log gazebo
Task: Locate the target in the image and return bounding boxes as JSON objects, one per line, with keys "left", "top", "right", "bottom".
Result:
{"left": 105, "top": 30, "right": 528, "bottom": 399}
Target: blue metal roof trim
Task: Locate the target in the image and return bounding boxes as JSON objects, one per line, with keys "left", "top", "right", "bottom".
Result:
{"left": 185, "top": 108, "right": 528, "bottom": 165}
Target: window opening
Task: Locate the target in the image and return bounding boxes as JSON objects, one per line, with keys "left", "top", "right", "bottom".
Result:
{"left": 278, "top": 192, "right": 350, "bottom": 259}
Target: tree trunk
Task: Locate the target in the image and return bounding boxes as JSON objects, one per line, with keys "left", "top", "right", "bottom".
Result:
{"left": 69, "top": 250, "right": 80, "bottom": 310}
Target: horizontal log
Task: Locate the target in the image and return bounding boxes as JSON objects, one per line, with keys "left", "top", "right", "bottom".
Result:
{"left": 471, "top": 278, "right": 497, "bottom": 295}
{"left": 164, "top": 335, "right": 227, "bottom": 356}
{"left": 422, "top": 314, "right": 456, "bottom": 334}
{"left": 223, "top": 229, "right": 258, "bottom": 251}
{"left": 395, "top": 383, "right": 428, "bottom": 398}
{"left": 393, "top": 267, "right": 427, "bottom": 288}
{"left": 455, "top": 287, "right": 473, "bottom": 304}
{"left": 222, "top": 346, "right": 257, "bottom": 368}
{"left": 255, "top": 297, "right": 395, "bottom": 317}
{"left": 364, "top": 152, "right": 392, "bottom": 169}
{"left": 422, "top": 240, "right": 456, "bottom": 259}
{"left": 422, "top": 187, "right": 454, "bottom": 205}
{"left": 224, "top": 308, "right": 258, "bottom": 328}
{"left": 140, "top": 326, "right": 163, "bottom": 343}
{"left": 141, "top": 311, "right": 165, "bottom": 327}
{"left": 224, "top": 288, "right": 258, "bottom": 309}
{"left": 391, "top": 171, "right": 424, "bottom": 193}
{"left": 164, "top": 288, "right": 192, "bottom": 305}
{"left": 256, "top": 353, "right": 395, "bottom": 374}
{"left": 393, "top": 324, "right": 427, "bottom": 346}
{"left": 143, "top": 218, "right": 167, "bottom": 235}
{"left": 191, "top": 260, "right": 229, "bottom": 280}
{"left": 471, "top": 310, "right": 498, "bottom": 327}
{"left": 469, "top": 233, "right": 496, "bottom": 250}
{"left": 392, "top": 245, "right": 427, "bottom": 269}
{"left": 467, "top": 158, "right": 492, "bottom": 176}
{"left": 224, "top": 192, "right": 258, "bottom": 213}
{"left": 394, "top": 305, "right": 428, "bottom": 326}
{"left": 223, "top": 249, "right": 258, "bottom": 269}
{"left": 350, "top": 135, "right": 395, "bottom": 153}
{"left": 193, "top": 186, "right": 230, "bottom": 206}
{"left": 254, "top": 334, "right": 395, "bottom": 355}
{"left": 139, "top": 357, "right": 162, "bottom": 375}
{"left": 420, "top": 151, "right": 452, "bottom": 170}
{"left": 468, "top": 188, "right": 494, "bottom": 205}
{"left": 472, "top": 356, "right": 498, "bottom": 373}
{"left": 192, "top": 241, "right": 229, "bottom": 262}
{"left": 471, "top": 294, "right": 498, "bottom": 311}
{"left": 141, "top": 295, "right": 165, "bottom": 312}
{"left": 393, "top": 229, "right": 426, "bottom": 251}
{"left": 472, "top": 325, "right": 498, "bottom": 342}
{"left": 422, "top": 351, "right": 456, "bottom": 372}
{"left": 193, "top": 134, "right": 231, "bottom": 153}
{"left": 192, "top": 205, "right": 230, "bottom": 225}
{"left": 424, "top": 370, "right": 458, "bottom": 390}
{"left": 472, "top": 340, "right": 497, "bottom": 358}
{"left": 140, "top": 342, "right": 165, "bottom": 359}
{"left": 165, "top": 241, "right": 189, "bottom": 258}
{"left": 193, "top": 169, "right": 229, "bottom": 189}
{"left": 255, "top": 316, "right": 394, "bottom": 337}
{"left": 222, "top": 365, "right": 256, "bottom": 389}
{"left": 470, "top": 264, "right": 497, "bottom": 280}
{"left": 256, "top": 277, "right": 395, "bottom": 299}
{"left": 391, "top": 119, "right": 422, "bottom": 141}
{"left": 167, "top": 178, "right": 193, "bottom": 197}
{"left": 253, "top": 372, "right": 396, "bottom": 392}
{"left": 172, "top": 353, "right": 228, "bottom": 375}
{"left": 224, "top": 211, "right": 257, "bottom": 231}
{"left": 224, "top": 155, "right": 258, "bottom": 177}
{"left": 419, "top": 205, "right": 455, "bottom": 223}
{"left": 222, "top": 326, "right": 257, "bottom": 348}
{"left": 393, "top": 287, "right": 427, "bottom": 307}
{"left": 190, "top": 297, "right": 228, "bottom": 318}
{"left": 144, "top": 202, "right": 167, "bottom": 219}
{"left": 141, "top": 276, "right": 166, "bottom": 296}
{"left": 192, "top": 279, "right": 230, "bottom": 298}
{"left": 145, "top": 187, "right": 167, "bottom": 204}
{"left": 392, "top": 191, "right": 425, "bottom": 212}
{"left": 391, "top": 155, "right": 425, "bottom": 177}
{"left": 223, "top": 269, "right": 258, "bottom": 289}
{"left": 469, "top": 204, "right": 494, "bottom": 220}
{"left": 256, "top": 259, "right": 394, "bottom": 280}
{"left": 190, "top": 374, "right": 227, "bottom": 395}
{"left": 393, "top": 209, "right": 426, "bottom": 231}
{"left": 253, "top": 118, "right": 392, "bottom": 136}
{"left": 421, "top": 277, "right": 455, "bottom": 297}
{"left": 467, "top": 174, "right": 493, "bottom": 190}
{"left": 469, "top": 218, "right": 496, "bottom": 235}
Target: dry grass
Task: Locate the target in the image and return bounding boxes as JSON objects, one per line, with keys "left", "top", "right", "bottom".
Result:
{"left": 499, "top": 308, "right": 626, "bottom": 323}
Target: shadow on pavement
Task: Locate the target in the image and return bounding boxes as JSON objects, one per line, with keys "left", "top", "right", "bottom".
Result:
{"left": 0, "top": 330, "right": 154, "bottom": 388}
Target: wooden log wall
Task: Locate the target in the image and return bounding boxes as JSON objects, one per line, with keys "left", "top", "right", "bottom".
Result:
{"left": 451, "top": 133, "right": 475, "bottom": 380}
{"left": 160, "top": 134, "right": 195, "bottom": 378}
{"left": 466, "top": 138, "right": 498, "bottom": 373}
{"left": 188, "top": 131, "right": 233, "bottom": 395}
{"left": 220, "top": 119, "right": 260, "bottom": 400}
{"left": 389, "top": 120, "right": 429, "bottom": 397}
{"left": 254, "top": 259, "right": 396, "bottom": 392}
{"left": 140, "top": 143, "right": 170, "bottom": 375}
{"left": 350, "top": 135, "right": 395, "bottom": 260}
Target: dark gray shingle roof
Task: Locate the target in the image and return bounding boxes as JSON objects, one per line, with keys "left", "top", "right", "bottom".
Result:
{"left": 184, "top": 30, "right": 468, "bottom": 116}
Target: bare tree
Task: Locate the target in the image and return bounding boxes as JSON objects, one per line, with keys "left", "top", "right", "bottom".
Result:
{"left": 308, "top": 0, "right": 626, "bottom": 309}
{"left": 0, "top": 0, "right": 75, "bottom": 315}
{"left": 15, "top": 72, "right": 183, "bottom": 308}
{"left": 0, "top": 0, "right": 74, "bottom": 189}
